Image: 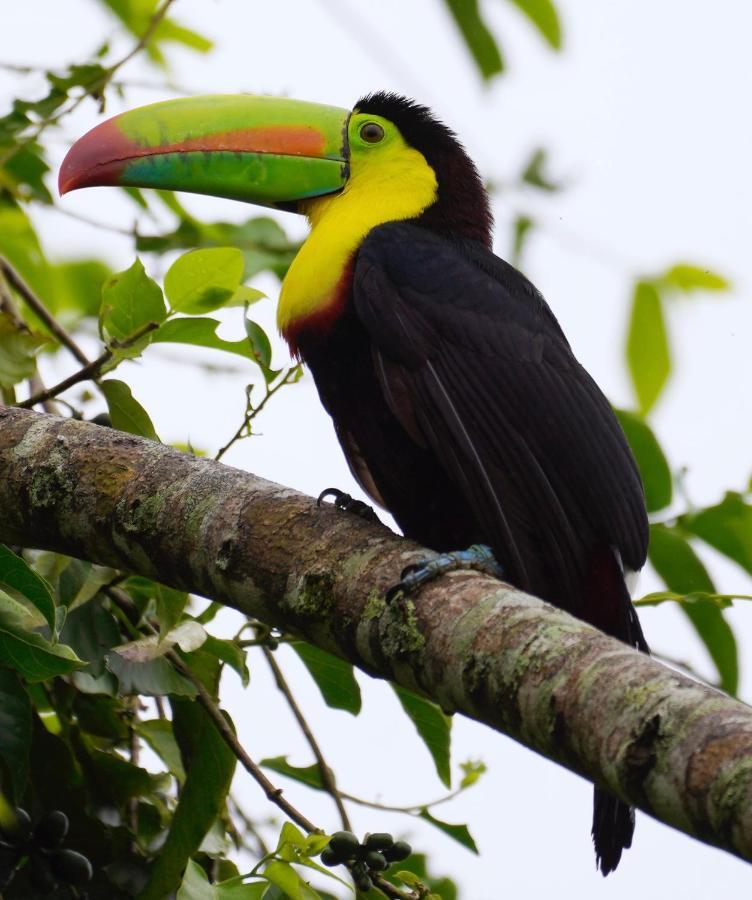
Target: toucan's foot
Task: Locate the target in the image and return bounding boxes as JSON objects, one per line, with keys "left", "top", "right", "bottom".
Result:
{"left": 317, "top": 487, "right": 380, "bottom": 523}
{"left": 386, "top": 544, "right": 504, "bottom": 602}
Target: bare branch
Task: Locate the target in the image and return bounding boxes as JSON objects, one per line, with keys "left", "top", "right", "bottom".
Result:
{"left": 262, "top": 646, "right": 352, "bottom": 831}
{"left": 16, "top": 321, "right": 159, "bottom": 409}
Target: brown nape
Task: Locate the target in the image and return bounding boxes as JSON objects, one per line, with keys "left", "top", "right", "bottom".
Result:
{"left": 355, "top": 92, "right": 493, "bottom": 248}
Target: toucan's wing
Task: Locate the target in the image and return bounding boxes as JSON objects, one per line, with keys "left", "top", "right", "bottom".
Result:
{"left": 353, "top": 221, "right": 648, "bottom": 614}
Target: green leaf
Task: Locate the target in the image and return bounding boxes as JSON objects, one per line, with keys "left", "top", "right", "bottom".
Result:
{"left": 684, "top": 492, "right": 752, "bottom": 576}
{"left": 661, "top": 263, "right": 730, "bottom": 293}
{"left": 178, "top": 860, "right": 267, "bottom": 899}
{"left": 626, "top": 280, "right": 670, "bottom": 415}
{"left": 0, "top": 544, "right": 56, "bottom": 632}
{"left": 141, "top": 695, "right": 236, "bottom": 899}
{"left": 102, "top": 379, "right": 160, "bottom": 441}
{"left": 392, "top": 685, "right": 452, "bottom": 787}
{"left": 0, "top": 669, "right": 32, "bottom": 801}
{"left": 443, "top": 0, "right": 504, "bottom": 80}
{"left": 99, "top": 258, "right": 166, "bottom": 348}
{"left": 260, "top": 756, "right": 324, "bottom": 792}
{"left": 113, "top": 622, "right": 207, "bottom": 662}
{"left": 520, "top": 147, "right": 561, "bottom": 192}
{"left": 291, "top": 642, "right": 361, "bottom": 715}
{"left": 511, "top": 214, "right": 534, "bottom": 267}
{"left": 50, "top": 259, "right": 112, "bottom": 319}
{"left": 203, "top": 636, "right": 249, "bottom": 686}
{"left": 155, "top": 583, "right": 189, "bottom": 637}
{"left": 649, "top": 524, "right": 738, "bottom": 694}
{"left": 635, "top": 590, "right": 752, "bottom": 607}
{"left": 418, "top": 809, "right": 478, "bottom": 853}
{"left": 105, "top": 652, "right": 197, "bottom": 697}
{"left": 244, "top": 318, "right": 274, "bottom": 373}
{"left": 614, "top": 410, "right": 672, "bottom": 512}
{"left": 389, "top": 853, "right": 457, "bottom": 900}
{"left": 459, "top": 759, "right": 487, "bottom": 788}
{"left": 152, "top": 316, "right": 257, "bottom": 361}
{"left": 165, "top": 248, "right": 245, "bottom": 314}
{"left": 155, "top": 20, "right": 214, "bottom": 55}
{"left": 0, "top": 608, "right": 85, "bottom": 682}
{"left": 138, "top": 719, "right": 186, "bottom": 783}
{"left": 0, "top": 311, "right": 47, "bottom": 387}
{"left": 264, "top": 860, "right": 319, "bottom": 900}
{"left": 506, "top": 0, "right": 562, "bottom": 49}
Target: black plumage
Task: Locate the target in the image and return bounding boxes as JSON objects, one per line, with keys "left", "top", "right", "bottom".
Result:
{"left": 297, "top": 94, "right": 649, "bottom": 875}
{"left": 299, "top": 222, "right": 648, "bottom": 875}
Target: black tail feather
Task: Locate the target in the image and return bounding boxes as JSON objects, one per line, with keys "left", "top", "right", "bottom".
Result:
{"left": 592, "top": 787, "right": 635, "bottom": 876}
{"left": 583, "top": 548, "right": 648, "bottom": 875}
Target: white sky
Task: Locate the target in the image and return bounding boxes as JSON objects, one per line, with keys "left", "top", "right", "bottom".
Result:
{"left": 3, "top": 1, "right": 752, "bottom": 897}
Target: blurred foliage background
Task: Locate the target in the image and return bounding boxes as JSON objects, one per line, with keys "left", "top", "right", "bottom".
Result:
{"left": 0, "top": 0, "right": 751, "bottom": 897}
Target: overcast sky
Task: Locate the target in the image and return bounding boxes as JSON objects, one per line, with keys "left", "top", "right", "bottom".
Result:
{"left": 3, "top": 1, "right": 752, "bottom": 897}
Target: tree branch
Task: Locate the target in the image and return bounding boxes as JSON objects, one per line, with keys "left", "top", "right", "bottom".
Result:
{"left": 2, "top": 407, "right": 752, "bottom": 866}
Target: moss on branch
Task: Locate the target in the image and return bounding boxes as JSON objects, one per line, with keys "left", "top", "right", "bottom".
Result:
{"left": 2, "top": 406, "right": 752, "bottom": 865}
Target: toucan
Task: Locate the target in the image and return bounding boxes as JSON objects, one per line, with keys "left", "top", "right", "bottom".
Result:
{"left": 60, "top": 92, "right": 649, "bottom": 874}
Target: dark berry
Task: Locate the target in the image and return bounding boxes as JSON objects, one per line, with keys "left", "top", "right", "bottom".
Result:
{"left": 34, "top": 810, "right": 69, "bottom": 849}
{"left": 49, "top": 848, "right": 93, "bottom": 885}
{"left": 364, "top": 832, "right": 393, "bottom": 852}
{"left": 90, "top": 413, "right": 112, "bottom": 427}
{"left": 384, "top": 839, "right": 411, "bottom": 862}
{"left": 355, "top": 872, "right": 373, "bottom": 893}
{"left": 364, "top": 850, "right": 388, "bottom": 871}
{"left": 329, "top": 831, "right": 360, "bottom": 859}
{"left": 320, "top": 847, "right": 340, "bottom": 867}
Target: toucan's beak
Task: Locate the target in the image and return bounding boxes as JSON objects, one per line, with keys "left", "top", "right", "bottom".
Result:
{"left": 59, "top": 95, "right": 350, "bottom": 211}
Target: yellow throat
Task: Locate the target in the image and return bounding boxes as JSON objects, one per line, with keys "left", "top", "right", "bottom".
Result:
{"left": 277, "top": 113, "right": 438, "bottom": 337}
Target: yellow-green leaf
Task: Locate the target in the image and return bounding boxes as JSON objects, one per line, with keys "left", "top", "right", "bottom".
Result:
{"left": 102, "top": 379, "right": 159, "bottom": 441}
{"left": 614, "top": 410, "right": 672, "bottom": 512}
{"left": 661, "top": 263, "right": 730, "bottom": 293}
{"left": 443, "top": 0, "right": 504, "bottom": 80}
{"left": 626, "top": 280, "right": 670, "bottom": 415}
{"left": 506, "top": 0, "right": 562, "bottom": 49}
{"left": 165, "top": 247, "right": 245, "bottom": 314}
{"left": 99, "top": 258, "right": 166, "bottom": 350}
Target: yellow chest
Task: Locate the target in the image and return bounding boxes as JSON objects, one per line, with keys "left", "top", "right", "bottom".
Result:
{"left": 277, "top": 144, "right": 438, "bottom": 338}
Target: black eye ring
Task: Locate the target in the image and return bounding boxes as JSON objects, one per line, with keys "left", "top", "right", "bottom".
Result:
{"left": 360, "top": 122, "right": 385, "bottom": 144}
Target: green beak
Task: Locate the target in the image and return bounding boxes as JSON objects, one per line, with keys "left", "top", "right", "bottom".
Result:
{"left": 59, "top": 94, "right": 350, "bottom": 210}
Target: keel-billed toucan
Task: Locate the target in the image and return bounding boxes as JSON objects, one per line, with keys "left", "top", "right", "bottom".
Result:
{"left": 61, "top": 92, "right": 649, "bottom": 874}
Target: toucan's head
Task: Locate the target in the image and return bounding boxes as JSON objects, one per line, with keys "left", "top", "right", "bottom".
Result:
{"left": 60, "top": 92, "right": 492, "bottom": 246}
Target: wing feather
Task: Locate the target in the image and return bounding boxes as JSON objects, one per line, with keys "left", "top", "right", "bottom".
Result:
{"left": 353, "top": 222, "right": 648, "bottom": 611}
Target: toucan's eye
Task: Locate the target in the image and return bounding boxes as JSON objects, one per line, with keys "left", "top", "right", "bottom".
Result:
{"left": 360, "top": 122, "right": 385, "bottom": 144}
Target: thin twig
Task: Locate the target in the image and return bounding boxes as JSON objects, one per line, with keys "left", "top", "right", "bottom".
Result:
{"left": 339, "top": 785, "right": 467, "bottom": 816}
{"left": 215, "top": 367, "right": 302, "bottom": 461}
{"left": 0, "top": 271, "right": 59, "bottom": 414}
{"left": 228, "top": 796, "right": 271, "bottom": 857}
{"left": 166, "top": 649, "right": 320, "bottom": 835}
{"left": 262, "top": 647, "right": 352, "bottom": 831}
{"left": 0, "top": 257, "right": 90, "bottom": 367}
{"left": 17, "top": 321, "right": 159, "bottom": 409}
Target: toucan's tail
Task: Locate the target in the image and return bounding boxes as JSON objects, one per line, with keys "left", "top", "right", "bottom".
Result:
{"left": 582, "top": 547, "right": 649, "bottom": 875}
{"left": 592, "top": 789, "right": 634, "bottom": 875}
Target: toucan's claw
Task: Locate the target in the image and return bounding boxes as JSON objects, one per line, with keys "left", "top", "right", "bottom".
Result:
{"left": 386, "top": 544, "right": 503, "bottom": 603}
{"left": 317, "top": 487, "right": 380, "bottom": 523}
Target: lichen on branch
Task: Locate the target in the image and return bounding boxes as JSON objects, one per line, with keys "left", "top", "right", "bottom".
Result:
{"left": 2, "top": 405, "right": 752, "bottom": 866}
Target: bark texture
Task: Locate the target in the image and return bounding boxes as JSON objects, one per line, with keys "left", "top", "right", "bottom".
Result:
{"left": 2, "top": 406, "right": 752, "bottom": 864}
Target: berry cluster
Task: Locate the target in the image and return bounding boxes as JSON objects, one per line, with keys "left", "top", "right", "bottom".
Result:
{"left": 321, "top": 830, "right": 411, "bottom": 893}
{"left": 0, "top": 807, "right": 93, "bottom": 893}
